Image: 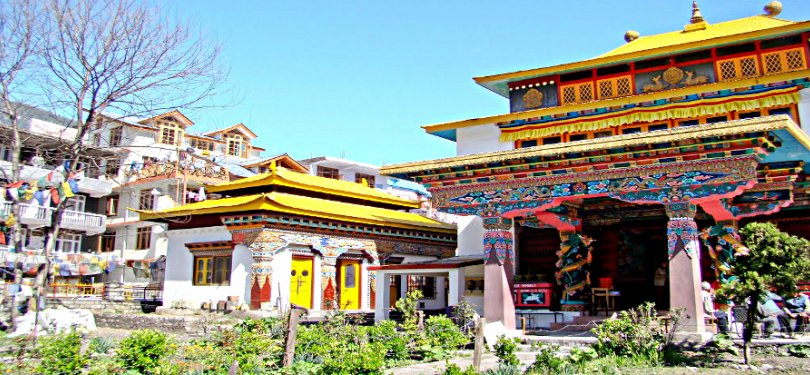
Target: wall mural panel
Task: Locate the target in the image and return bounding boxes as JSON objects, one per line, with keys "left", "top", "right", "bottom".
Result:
{"left": 635, "top": 63, "right": 715, "bottom": 94}
{"left": 509, "top": 83, "right": 560, "bottom": 112}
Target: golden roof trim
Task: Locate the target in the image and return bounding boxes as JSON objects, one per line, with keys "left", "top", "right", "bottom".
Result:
{"left": 425, "top": 69, "right": 810, "bottom": 134}
{"left": 473, "top": 18, "right": 808, "bottom": 86}
{"left": 383, "top": 115, "right": 807, "bottom": 175}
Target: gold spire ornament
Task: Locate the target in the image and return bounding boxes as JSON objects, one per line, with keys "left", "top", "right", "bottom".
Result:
{"left": 764, "top": 1, "right": 783, "bottom": 17}
{"left": 624, "top": 30, "right": 640, "bottom": 43}
{"left": 690, "top": 1, "right": 704, "bottom": 24}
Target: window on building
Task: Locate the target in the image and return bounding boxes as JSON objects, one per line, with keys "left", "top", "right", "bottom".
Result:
{"left": 55, "top": 233, "right": 82, "bottom": 254}
{"left": 109, "top": 127, "right": 123, "bottom": 147}
{"left": 738, "top": 111, "right": 761, "bottom": 119}
{"left": 158, "top": 121, "right": 183, "bottom": 146}
{"left": 136, "top": 227, "right": 151, "bottom": 250}
{"left": 706, "top": 116, "right": 728, "bottom": 124}
{"left": 139, "top": 189, "right": 155, "bottom": 210}
{"left": 100, "top": 232, "right": 115, "bottom": 252}
{"left": 189, "top": 138, "right": 214, "bottom": 152}
{"left": 622, "top": 127, "right": 642, "bottom": 134}
{"left": 568, "top": 134, "right": 588, "bottom": 142}
{"left": 105, "top": 159, "right": 120, "bottom": 177}
{"left": 519, "top": 139, "right": 538, "bottom": 148}
{"left": 768, "top": 107, "right": 794, "bottom": 119}
{"left": 0, "top": 147, "right": 11, "bottom": 162}
{"left": 317, "top": 166, "right": 340, "bottom": 180}
{"left": 593, "top": 130, "right": 614, "bottom": 138}
{"left": 407, "top": 275, "right": 436, "bottom": 300}
{"left": 225, "top": 133, "right": 247, "bottom": 157}
{"left": 93, "top": 133, "right": 101, "bottom": 146}
{"left": 193, "top": 255, "right": 232, "bottom": 286}
{"left": 355, "top": 173, "right": 375, "bottom": 187}
{"left": 105, "top": 195, "right": 119, "bottom": 216}
{"left": 542, "top": 136, "right": 562, "bottom": 145}
{"left": 678, "top": 119, "right": 700, "bottom": 127}
{"left": 648, "top": 123, "right": 669, "bottom": 132}
{"left": 65, "top": 195, "right": 86, "bottom": 212}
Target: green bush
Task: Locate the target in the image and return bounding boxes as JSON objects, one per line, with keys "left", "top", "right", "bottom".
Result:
{"left": 483, "top": 363, "right": 521, "bottom": 375}
{"left": 528, "top": 343, "right": 564, "bottom": 373}
{"left": 591, "top": 303, "right": 662, "bottom": 363}
{"left": 366, "top": 319, "right": 408, "bottom": 360}
{"left": 88, "top": 336, "right": 116, "bottom": 354}
{"left": 492, "top": 335, "right": 520, "bottom": 367}
{"left": 85, "top": 356, "right": 125, "bottom": 375}
{"left": 443, "top": 361, "right": 478, "bottom": 375}
{"left": 424, "top": 315, "right": 469, "bottom": 350}
{"left": 117, "top": 329, "right": 175, "bottom": 374}
{"left": 35, "top": 331, "right": 87, "bottom": 375}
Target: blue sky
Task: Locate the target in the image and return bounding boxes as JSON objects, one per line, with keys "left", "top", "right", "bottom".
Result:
{"left": 167, "top": 0, "right": 810, "bottom": 166}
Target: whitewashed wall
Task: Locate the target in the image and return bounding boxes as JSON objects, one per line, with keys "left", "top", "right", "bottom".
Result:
{"left": 163, "top": 226, "right": 252, "bottom": 308}
{"left": 797, "top": 87, "right": 810, "bottom": 137}
{"left": 455, "top": 124, "right": 514, "bottom": 156}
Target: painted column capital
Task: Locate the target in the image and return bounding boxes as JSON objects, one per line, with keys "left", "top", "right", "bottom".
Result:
{"left": 482, "top": 217, "right": 513, "bottom": 231}
{"left": 664, "top": 202, "right": 697, "bottom": 219}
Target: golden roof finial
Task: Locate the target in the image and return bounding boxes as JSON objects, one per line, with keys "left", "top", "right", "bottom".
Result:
{"left": 690, "top": 1, "right": 705, "bottom": 24}
{"left": 764, "top": 1, "right": 783, "bottom": 17}
{"left": 624, "top": 30, "right": 640, "bottom": 43}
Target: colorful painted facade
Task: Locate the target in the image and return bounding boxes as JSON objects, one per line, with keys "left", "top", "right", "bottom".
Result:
{"left": 381, "top": 2, "right": 810, "bottom": 332}
{"left": 139, "top": 165, "right": 456, "bottom": 312}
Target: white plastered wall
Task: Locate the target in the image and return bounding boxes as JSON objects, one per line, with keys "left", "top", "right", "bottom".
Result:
{"left": 455, "top": 123, "right": 514, "bottom": 156}
{"left": 797, "top": 87, "right": 810, "bottom": 136}
{"left": 163, "top": 226, "right": 252, "bottom": 308}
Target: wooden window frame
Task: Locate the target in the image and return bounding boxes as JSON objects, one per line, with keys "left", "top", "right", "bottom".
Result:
{"left": 109, "top": 127, "right": 123, "bottom": 147}
{"left": 760, "top": 47, "right": 807, "bottom": 75}
{"left": 560, "top": 81, "right": 595, "bottom": 105}
{"left": 100, "top": 232, "right": 115, "bottom": 253}
{"left": 407, "top": 275, "right": 436, "bottom": 300}
{"left": 55, "top": 233, "right": 83, "bottom": 254}
{"left": 317, "top": 166, "right": 340, "bottom": 180}
{"left": 715, "top": 55, "right": 760, "bottom": 81}
{"left": 193, "top": 255, "right": 232, "bottom": 286}
{"left": 139, "top": 189, "right": 155, "bottom": 210}
{"left": 158, "top": 121, "right": 183, "bottom": 146}
{"left": 135, "top": 227, "right": 151, "bottom": 250}
{"left": 355, "top": 173, "right": 376, "bottom": 187}
{"left": 596, "top": 75, "right": 633, "bottom": 100}
{"left": 105, "top": 195, "right": 119, "bottom": 216}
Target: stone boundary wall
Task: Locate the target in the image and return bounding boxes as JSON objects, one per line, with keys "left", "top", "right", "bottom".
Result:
{"left": 93, "top": 312, "right": 203, "bottom": 334}
{"left": 46, "top": 298, "right": 145, "bottom": 314}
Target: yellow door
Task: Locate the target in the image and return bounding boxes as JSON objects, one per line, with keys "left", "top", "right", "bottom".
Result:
{"left": 290, "top": 257, "right": 312, "bottom": 309}
{"left": 339, "top": 260, "right": 361, "bottom": 310}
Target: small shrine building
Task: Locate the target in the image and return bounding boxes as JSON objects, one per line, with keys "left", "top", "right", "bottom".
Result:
{"left": 138, "top": 166, "right": 456, "bottom": 312}
{"left": 380, "top": 2, "right": 810, "bottom": 332}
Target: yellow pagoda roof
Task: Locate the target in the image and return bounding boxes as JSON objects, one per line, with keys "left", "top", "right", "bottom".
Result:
{"left": 205, "top": 166, "right": 421, "bottom": 209}
{"left": 135, "top": 192, "right": 455, "bottom": 233}
{"left": 599, "top": 15, "right": 794, "bottom": 58}
{"left": 473, "top": 15, "right": 810, "bottom": 98}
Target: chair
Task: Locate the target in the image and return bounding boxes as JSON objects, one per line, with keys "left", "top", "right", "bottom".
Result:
{"left": 591, "top": 287, "right": 614, "bottom": 316}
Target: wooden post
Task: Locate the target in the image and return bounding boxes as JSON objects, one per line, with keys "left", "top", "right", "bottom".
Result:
{"left": 473, "top": 317, "right": 486, "bottom": 372}
{"left": 283, "top": 308, "right": 304, "bottom": 367}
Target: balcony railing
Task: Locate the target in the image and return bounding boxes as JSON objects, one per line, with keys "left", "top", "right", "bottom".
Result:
{"left": 1, "top": 202, "right": 106, "bottom": 235}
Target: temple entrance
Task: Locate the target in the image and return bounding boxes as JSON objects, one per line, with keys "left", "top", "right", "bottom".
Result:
{"left": 290, "top": 256, "right": 313, "bottom": 309}
{"left": 588, "top": 219, "right": 669, "bottom": 310}
{"left": 338, "top": 258, "right": 361, "bottom": 310}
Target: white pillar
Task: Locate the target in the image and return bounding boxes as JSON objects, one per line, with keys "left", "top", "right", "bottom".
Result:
{"left": 311, "top": 256, "right": 322, "bottom": 312}
{"left": 448, "top": 268, "right": 466, "bottom": 307}
{"left": 375, "top": 271, "right": 390, "bottom": 322}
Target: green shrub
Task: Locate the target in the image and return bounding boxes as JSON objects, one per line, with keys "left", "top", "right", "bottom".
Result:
{"left": 424, "top": 315, "right": 469, "bottom": 350}
{"left": 117, "top": 329, "right": 175, "bottom": 374}
{"left": 591, "top": 303, "right": 662, "bottom": 363}
{"left": 35, "top": 331, "right": 87, "bottom": 375}
{"left": 568, "top": 346, "right": 598, "bottom": 368}
{"left": 366, "top": 319, "right": 408, "bottom": 360}
{"left": 528, "top": 343, "right": 564, "bottom": 373}
{"left": 395, "top": 289, "right": 424, "bottom": 333}
{"left": 320, "top": 341, "right": 386, "bottom": 375}
{"left": 483, "top": 363, "right": 521, "bottom": 375}
{"left": 85, "top": 356, "right": 125, "bottom": 375}
{"left": 88, "top": 336, "right": 116, "bottom": 354}
{"left": 492, "top": 335, "right": 520, "bottom": 367}
{"left": 443, "top": 361, "right": 478, "bottom": 375}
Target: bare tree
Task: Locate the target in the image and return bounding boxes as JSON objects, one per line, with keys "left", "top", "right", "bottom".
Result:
{"left": 0, "top": 0, "right": 42, "bottom": 330}
{"left": 5, "top": 0, "right": 228, "bottom": 333}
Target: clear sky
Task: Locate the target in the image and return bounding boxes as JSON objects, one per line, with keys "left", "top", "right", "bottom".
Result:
{"left": 165, "top": 0, "right": 810, "bottom": 166}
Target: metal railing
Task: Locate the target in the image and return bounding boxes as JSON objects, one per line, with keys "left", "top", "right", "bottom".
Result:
{"left": 45, "top": 283, "right": 163, "bottom": 301}
{"left": 1, "top": 202, "right": 106, "bottom": 234}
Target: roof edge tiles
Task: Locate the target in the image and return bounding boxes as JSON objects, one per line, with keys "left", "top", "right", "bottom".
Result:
{"left": 382, "top": 115, "right": 809, "bottom": 176}
{"left": 205, "top": 166, "right": 420, "bottom": 209}
{"left": 134, "top": 192, "right": 455, "bottom": 233}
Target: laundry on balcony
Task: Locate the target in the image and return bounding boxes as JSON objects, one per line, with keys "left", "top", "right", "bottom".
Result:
{"left": 127, "top": 259, "right": 153, "bottom": 279}
{"left": 52, "top": 253, "right": 119, "bottom": 276}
